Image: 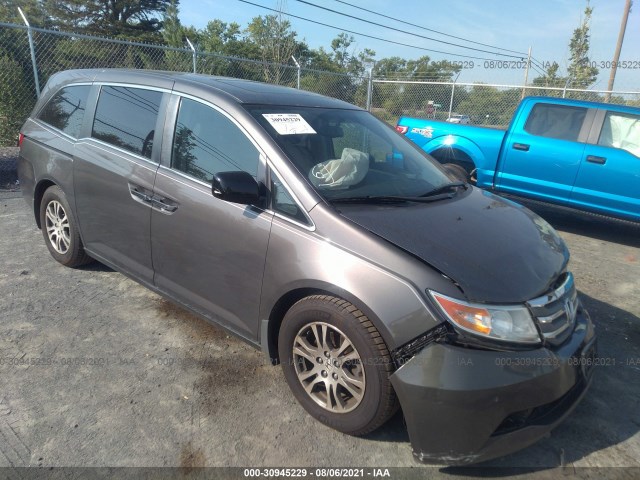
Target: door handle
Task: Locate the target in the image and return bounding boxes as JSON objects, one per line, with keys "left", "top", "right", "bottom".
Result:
{"left": 586, "top": 155, "right": 607, "bottom": 165}
{"left": 151, "top": 196, "right": 179, "bottom": 213}
{"left": 129, "top": 184, "right": 153, "bottom": 204}
{"left": 513, "top": 143, "right": 530, "bottom": 151}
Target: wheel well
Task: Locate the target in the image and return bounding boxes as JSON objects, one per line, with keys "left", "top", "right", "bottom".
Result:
{"left": 430, "top": 148, "right": 475, "bottom": 173}
{"left": 33, "top": 180, "right": 56, "bottom": 229}
{"left": 266, "top": 288, "right": 325, "bottom": 365}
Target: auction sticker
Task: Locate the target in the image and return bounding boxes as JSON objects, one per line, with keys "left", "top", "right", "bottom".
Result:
{"left": 262, "top": 113, "right": 316, "bottom": 135}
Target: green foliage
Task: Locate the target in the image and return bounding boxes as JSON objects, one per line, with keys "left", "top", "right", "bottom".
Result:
{"left": 532, "top": 2, "right": 598, "bottom": 91}
{"left": 0, "top": 0, "right": 50, "bottom": 27}
{"left": 0, "top": 55, "right": 34, "bottom": 145}
{"left": 372, "top": 56, "right": 460, "bottom": 116}
{"left": 455, "top": 86, "right": 521, "bottom": 126}
{"left": 567, "top": 3, "right": 598, "bottom": 89}
{"left": 42, "top": 0, "right": 174, "bottom": 42}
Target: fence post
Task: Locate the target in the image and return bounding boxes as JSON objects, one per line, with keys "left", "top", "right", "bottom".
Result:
{"left": 18, "top": 7, "right": 40, "bottom": 98}
{"left": 366, "top": 67, "right": 374, "bottom": 111}
{"left": 291, "top": 56, "right": 300, "bottom": 89}
{"left": 448, "top": 72, "right": 460, "bottom": 119}
{"left": 186, "top": 37, "right": 196, "bottom": 74}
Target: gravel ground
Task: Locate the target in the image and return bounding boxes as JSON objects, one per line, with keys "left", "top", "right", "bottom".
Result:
{"left": 0, "top": 180, "right": 639, "bottom": 477}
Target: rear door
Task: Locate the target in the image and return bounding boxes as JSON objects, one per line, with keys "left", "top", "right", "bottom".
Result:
{"left": 571, "top": 109, "right": 640, "bottom": 219}
{"left": 496, "top": 102, "right": 592, "bottom": 203}
{"left": 74, "top": 84, "right": 168, "bottom": 283}
{"left": 150, "top": 94, "right": 273, "bottom": 339}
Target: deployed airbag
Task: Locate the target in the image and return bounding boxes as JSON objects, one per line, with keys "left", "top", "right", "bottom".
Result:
{"left": 309, "top": 148, "right": 369, "bottom": 189}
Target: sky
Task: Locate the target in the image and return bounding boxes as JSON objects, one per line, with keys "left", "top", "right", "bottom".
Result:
{"left": 178, "top": 0, "right": 639, "bottom": 91}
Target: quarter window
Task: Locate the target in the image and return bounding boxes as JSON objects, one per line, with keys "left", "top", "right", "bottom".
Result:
{"left": 524, "top": 103, "right": 587, "bottom": 142}
{"left": 171, "top": 98, "right": 259, "bottom": 183}
{"left": 92, "top": 86, "right": 162, "bottom": 160}
{"left": 271, "top": 171, "right": 307, "bottom": 224}
{"left": 598, "top": 111, "right": 640, "bottom": 157}
{"left": 38, "top": 85, "right": 91, "bottom": 138}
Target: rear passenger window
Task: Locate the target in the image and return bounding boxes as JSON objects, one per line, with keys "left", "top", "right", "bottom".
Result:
{"left": 524, "top": 104, "right": 587, "bottom": 142}
{"left": 92, "top": 86, "right": 162, "bottom": 160}
{"left": 598, "top": 111, "right": 640, "bottom": 157}
{"left": 38, "top": 85, "right": 91, "bottom": 138}
{"left": 171, "top": 98, "right": 259, "bottom": 182}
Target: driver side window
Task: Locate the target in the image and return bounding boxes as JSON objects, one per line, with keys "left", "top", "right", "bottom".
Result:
{"left": 171, "top": 98, "right": 260, "bottom": 183}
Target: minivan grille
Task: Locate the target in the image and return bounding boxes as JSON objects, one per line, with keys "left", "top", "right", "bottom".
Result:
{"left": 527, "top": 273, "right": 578, "bottom": 346}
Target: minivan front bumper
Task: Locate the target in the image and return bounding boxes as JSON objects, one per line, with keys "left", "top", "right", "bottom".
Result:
{"left": 390, "top": 311, "right": 596, "bottom": 465}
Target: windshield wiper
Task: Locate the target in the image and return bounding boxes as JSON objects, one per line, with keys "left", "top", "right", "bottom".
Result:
{"left": 420, "top": 181, "right": 468, "bottom": 198}
{"left": 329, "top": 194, "right": 454, "bottom": 204}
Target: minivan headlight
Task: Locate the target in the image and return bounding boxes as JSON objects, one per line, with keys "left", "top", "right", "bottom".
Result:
{"left": 429, "top": 291, "right": 541, "bottom": 344}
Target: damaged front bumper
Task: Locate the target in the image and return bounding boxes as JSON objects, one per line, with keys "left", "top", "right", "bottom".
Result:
{"left": 390, "top": 311, "right": 596, "bottom": 465}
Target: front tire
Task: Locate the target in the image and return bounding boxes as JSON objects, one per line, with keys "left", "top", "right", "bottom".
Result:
{"left": 279, "top": 295, "right": 398, "bottom": 436}
{"left": 39, "top": 185, "right": 93, "bottom": 267}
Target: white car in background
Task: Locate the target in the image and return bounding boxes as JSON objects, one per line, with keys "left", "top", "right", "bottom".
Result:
{"left": 446, "top": 114, "right": 470, "bottom": 124}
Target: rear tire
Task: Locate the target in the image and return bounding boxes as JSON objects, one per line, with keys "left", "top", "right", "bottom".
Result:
{"left": 279, "top": 295, "right": 398, "bottom": 436}
{"left": 39, "top": 185, "right": 93, "bottom": 268}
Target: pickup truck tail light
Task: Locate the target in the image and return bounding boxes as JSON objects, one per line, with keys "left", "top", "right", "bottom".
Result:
{"left": 18, "top": 133, "right": 24, "bottom": 148}
{"left": 395, "top": 125, "right": 408, "bottom": 135}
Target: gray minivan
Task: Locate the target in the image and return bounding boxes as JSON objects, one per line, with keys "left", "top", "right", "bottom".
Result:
{"left": 18, "top": 69, "right": 596, "bottom": 465}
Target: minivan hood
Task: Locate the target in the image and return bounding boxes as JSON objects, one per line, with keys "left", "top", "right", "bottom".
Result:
{"left": 337, "top": 187, "right": 569, "bottom": 303}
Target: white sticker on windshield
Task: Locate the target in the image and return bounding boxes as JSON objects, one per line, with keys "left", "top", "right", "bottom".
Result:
{"left": 262, "top": 113, "right": 317, "bottom": 135}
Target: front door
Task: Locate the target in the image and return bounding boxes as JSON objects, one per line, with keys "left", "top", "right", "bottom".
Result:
{"left": 151, "top": 95, "right": 273, "bottom": 339}
{"left": 496, "top": 102, "right": 590, "bottom": 203}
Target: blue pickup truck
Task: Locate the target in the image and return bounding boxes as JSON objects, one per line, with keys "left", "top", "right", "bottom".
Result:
{"left": 396, "top": 97, "right": 640, "bottom": 222}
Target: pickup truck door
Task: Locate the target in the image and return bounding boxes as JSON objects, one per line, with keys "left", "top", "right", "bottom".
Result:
{"left": 571, "top": 109, "right": 640, "bottom": 219}
{"left": 496, "top": 103, "right": 593, "bottom": 203}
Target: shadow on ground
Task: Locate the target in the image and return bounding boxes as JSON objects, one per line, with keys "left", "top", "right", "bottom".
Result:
{"left": 514, "top": 199, "right": 640, "bottom": 249}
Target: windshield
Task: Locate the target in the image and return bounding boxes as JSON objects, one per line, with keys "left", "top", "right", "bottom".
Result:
{"left": 244, "top": 105, "right": 452, "bottom": 200}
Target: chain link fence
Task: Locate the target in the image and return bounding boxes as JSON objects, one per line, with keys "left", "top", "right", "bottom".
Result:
{"left": 1, "top": 22, "right": 639, "bottom": 190}
{"left": 371, "top": 80, "right": 640, "bottom": 128}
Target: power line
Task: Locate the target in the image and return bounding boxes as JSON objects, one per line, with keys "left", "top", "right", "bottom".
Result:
{"left": 332, "top": 0, "right": 528, "bottom": 56}
{"left": 235, "top": 0, "right": 524, "bottom": 62}
{"left": 293, "top": 0, "right": 527, "bottom": 60}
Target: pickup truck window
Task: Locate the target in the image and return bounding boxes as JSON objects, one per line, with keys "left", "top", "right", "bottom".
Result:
{"left": 524, "top": 103, "right": 587, "bottom": 142}
{"left": 598, "top": 111, "right": 640, "bottom": 157}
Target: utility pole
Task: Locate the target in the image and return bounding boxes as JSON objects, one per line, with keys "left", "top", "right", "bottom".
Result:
{"left": 521, "top": 46, "right": 532, "bottom": 100}
{"left": 605, "top": 0, "right": 632, "bottom": 102}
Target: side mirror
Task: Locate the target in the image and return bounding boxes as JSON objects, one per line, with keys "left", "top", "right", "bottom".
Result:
{"left": 211, "top": 171, "right": 260, "bottom": 205}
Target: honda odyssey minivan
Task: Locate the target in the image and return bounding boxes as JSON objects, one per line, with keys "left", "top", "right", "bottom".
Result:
{"left": 18, "top": 69, "right": 596, "bottom": 464}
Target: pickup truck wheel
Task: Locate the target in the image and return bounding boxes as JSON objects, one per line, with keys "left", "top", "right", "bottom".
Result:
{"left": 443, "top": 163, "right": 469, "bottom": 182}
{"left": 279, "top": 295, "right": 398, "bottom": 436}
{"left": 40, "top": 185, "right": 93, "bottom": 268}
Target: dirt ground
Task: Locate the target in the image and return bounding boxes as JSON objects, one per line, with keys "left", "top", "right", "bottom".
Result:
{"left": 0, "top": 189, "right": 639, "bottom": 478}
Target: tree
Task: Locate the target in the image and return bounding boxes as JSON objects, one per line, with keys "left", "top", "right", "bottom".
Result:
{"left": 0, "top": 0, "right": 50, "bottom": 26}
{"left": 372, "top": 56, "right": 461, "bottom": 117}
{"left": 0, "top": 55, "right": 34, "bottom": 146}
{"left": 567, "top": 2, "right": 599, "bottom": 89}
{"left": 246, "top": 5, "right": 298, "bottom": 84}
{"left": 161, "top": 0, "right": 192, "bottom": 71}
{"left": 43, "top": 0, "right": 174, "bottom": 41}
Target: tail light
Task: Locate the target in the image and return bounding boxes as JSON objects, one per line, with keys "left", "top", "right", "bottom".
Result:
{"left": 395, "top": 125, "right": 409, "bottom": 135}
{"left": 18, "top": 133, "right": 24, "bottom": 148}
